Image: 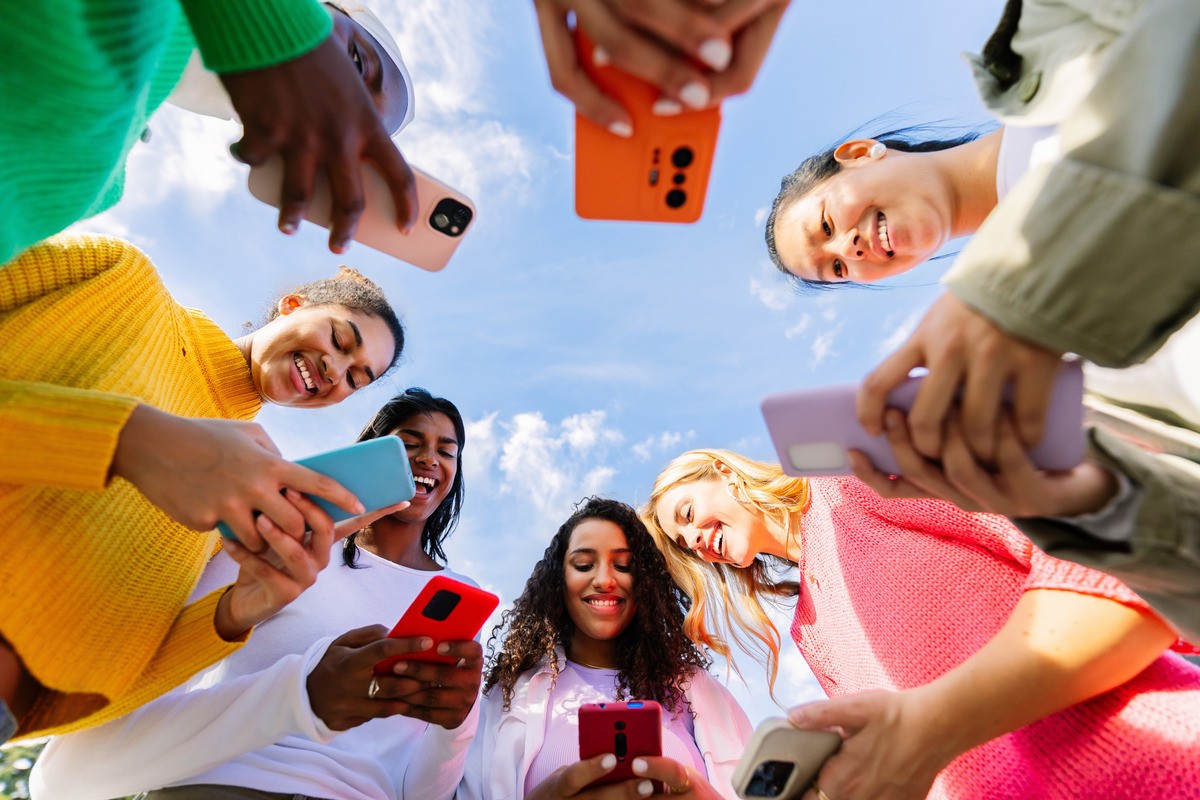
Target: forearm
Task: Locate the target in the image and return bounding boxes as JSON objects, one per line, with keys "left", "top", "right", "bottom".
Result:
{"left": 402, "top": 700, "right": 480, "bottom": 800}
{"left": 177, "top": 0, "right": 332, "bottom": 74}
{"left": 915, "top": 588, "right": 1175, "bottom": 758}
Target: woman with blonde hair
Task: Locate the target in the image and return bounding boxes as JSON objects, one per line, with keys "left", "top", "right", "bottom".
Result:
{"left": 643, "top": 449, "right": 1200, "bottom": 800}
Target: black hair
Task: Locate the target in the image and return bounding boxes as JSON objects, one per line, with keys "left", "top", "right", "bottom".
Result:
{"left": 267, "top": 266, "right": 405, "bottom": 373}
{"left": 763, "top": 124, "right": 987, "bottom": 292}
{"left": 342, "top": 387, "right": 466, "bottom": 567}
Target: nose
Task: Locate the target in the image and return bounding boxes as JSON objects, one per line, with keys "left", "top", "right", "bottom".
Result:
{"left": 836, "top": 229, "right": 865, "bottom": 261}
{"left": 414, "top": 444, "right": 439, "bottom": 466}
{"left": 593, "top": 562, "right": 618, "bottom": 590}
{"left": 320, "top": 353, "right": 348, "bottom": 385}
{"left": 685, "top": 526, "right": 705, "bottom": 552}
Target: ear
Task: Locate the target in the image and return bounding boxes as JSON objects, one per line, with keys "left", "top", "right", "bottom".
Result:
{"left": 712, "top": 459, "right": 734, "bottom": 478}
{"left": 276, "top": 294, "right": 306, "bottom": 316}
{"left": 833, "top": 138, "right": 884, "bottom": 166}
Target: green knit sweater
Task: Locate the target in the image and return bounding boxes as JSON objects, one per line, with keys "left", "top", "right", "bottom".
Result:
{"left": 0, "top": 0, "right": 332, "bottom": 266}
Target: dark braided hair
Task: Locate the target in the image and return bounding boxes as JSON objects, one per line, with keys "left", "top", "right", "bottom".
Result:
{"left": 483, "top": 497, "right": 712, "bottom": 715}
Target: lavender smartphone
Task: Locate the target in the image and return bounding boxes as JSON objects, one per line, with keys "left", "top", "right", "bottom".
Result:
{"left": 760, "top": 359, "right": 1086, "bottom": 477}
{"left": 247, "top": 156, "right": 475, "bottom": 271}
{"left": 732, "top": 718, "right": 841, "bottom": 800}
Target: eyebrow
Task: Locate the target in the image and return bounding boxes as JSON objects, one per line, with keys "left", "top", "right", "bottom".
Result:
{"left": 397, "top": 427, "right": 459, "bottom": 447}
{"left": 568, "top": 548, "right": 633, "bottom": 557}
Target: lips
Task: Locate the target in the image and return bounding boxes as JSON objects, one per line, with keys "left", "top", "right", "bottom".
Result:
{"left": 291, "top": 353, "right": 317, "bottom": 395}
{"left": 583, "top": 595, "right": 625, "bottom": 615}
{"left": 413, "top": 474, "right": 439, "bottom": 495}
{"left": 877, "top": 211, "right": 894, "bottom": 257}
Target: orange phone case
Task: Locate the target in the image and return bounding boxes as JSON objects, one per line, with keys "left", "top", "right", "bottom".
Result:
{"left": 573, "top": 30, "right": 721, "bottom": 223}
{"left": 247, "top": 156, "right": 476, "bottom": 271}
{"left": 373, "top": 575, "right": 499, "bottom": 674}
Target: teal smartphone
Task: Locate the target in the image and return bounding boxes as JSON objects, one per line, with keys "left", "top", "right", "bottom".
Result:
{"left": 217, "top": 436, "right": 415, "bottom": 540}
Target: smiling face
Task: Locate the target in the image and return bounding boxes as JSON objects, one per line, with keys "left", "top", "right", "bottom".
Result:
{"left": 247, "top": 297, "right": 396, "bottom": 409}
{"left": 652, "top": 473, "right": 786, "bottom": 568}
{"left": 563, "top": 518, "right": 637, "bottom": 666}
{"left": 389, "top": 411, "right": 460, "bottom": 525}
{"left": 328, "top": 6, "right": 410, "bottom": 134}
{"left": 773, "top": 140, "right": 954, "bottom": 285}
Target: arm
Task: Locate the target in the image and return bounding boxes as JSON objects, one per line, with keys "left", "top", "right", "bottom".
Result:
{"left": 790, "top": 588, "right": 1176, "bottom": 800}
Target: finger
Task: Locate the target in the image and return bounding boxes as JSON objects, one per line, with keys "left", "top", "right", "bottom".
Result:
{"left": 323, "top": 147, "right": 367, "bottom": 255}
{"left": 615, "top": 0, "right": 732, "bottom": 69}
{"left": 281, "top": 462, "right": 364, "bottom": 516}
{"left": 906, "top": 356, "right": 966, "bottom": 459}
{"left": 708, "top": 1, "right": 787, "bottom": 103}
{"left": 557, "top": 753, "right": 622, "bottom": 796}
{"left": 631, "top": 756, "right": 690, "bottom": 792}
{"left": 281, "top": 487, "right": 336, "bottom": 555}
{"left": 1012, "top": 357, "right": 1060, "bottom": 449}
{"left": 858, "top": 346, "right": 923, "bottom": 437}
{"left": 536, "top": 1, "right": 632, "bottom": 131}
{"left": 847, "top": 450, "right": 936, "bottom": 502}
{"left": 276, "top": 146, "right": 320, "bottom": 237}
{"left": 714, "top": 0, "right": 790, "bottom": 30}
{"left": 364, "top": 135, "right": 418, "bottom": 233}
{"left": 332, "top": 501, "right": 409, "bottom": 542}
{"left": 245, "top": 422, "right": 283, "bottom": 457}
{"left": 221, "top": 512, "right": 266, "bottom": 554}
{"left": 329, "top": 624, "right": 392, "bottom": 649}
{"left": 958, "top": 359, "right": 1008, "bottom": 464}
{"left": 258, "top": 515, "right": 324, "bottom": 586}
{"left": 787, "top": 698, "right": 863, "bottom": 733}
{"left": 253, "top": 485, "right": 309, "bottom": 541}
{"left": 939, "top": 415, "right": 1013, "bottom": 514}
{"left": 878, "top": 410, "right": 979, "bottom": 509}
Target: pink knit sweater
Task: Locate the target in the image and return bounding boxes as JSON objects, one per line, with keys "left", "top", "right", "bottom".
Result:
{"left": 791, "top": 478, "right": 1200, "bottom": 799}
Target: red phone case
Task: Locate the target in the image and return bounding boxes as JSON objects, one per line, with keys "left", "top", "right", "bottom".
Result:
{"left": 579, "top": 701, "right": 664, "bottom": 790}
{"left": 373, "top": 575, "right": 499, "bottom": 675}
{"left": 573, "top": 30, "right": 721, "bottom": 223}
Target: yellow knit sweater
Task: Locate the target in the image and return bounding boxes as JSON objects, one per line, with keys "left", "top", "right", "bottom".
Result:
{"left": 0, "top": 234, "right": 262, "bottom": 737}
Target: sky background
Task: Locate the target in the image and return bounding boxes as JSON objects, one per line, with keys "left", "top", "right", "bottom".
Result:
{"left": 72, "top": 0, "right": 1004, "bottom": 728}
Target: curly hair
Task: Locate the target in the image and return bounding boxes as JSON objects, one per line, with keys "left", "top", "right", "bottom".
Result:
{"left": 483, "top": 497, "right": 711, "bottom": 715}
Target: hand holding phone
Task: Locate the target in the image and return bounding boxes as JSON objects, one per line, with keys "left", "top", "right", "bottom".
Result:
{"left": 373, "top": 575, "right": 499, "bottom": 674}
{"left": 247, "top": 156, "right": 475, "bottom": 271}
{"left": 761, "top": 359, "right": 1085, "bottom": 477}
{"left": 732, "top": 718, "right": 841, "bottom": 800}
{"left": 217, "top": 436, "right": 415, "bottom": 540}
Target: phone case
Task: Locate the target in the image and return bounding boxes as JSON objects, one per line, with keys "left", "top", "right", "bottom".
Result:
{"left": 573, "top": 30, "right": 721, "bottom": 223}
{"left": 761, "top": 359, "right": 1086, "bottom": 477}
{"left": 373, "top": 575, "right": 500, "bottom": 674}
{"left": 247, "top": 156, "right": 476, "bottom": 271}
{"left": 732, "top": 718, "right": 841, "bottom": 800}
{"left": 579, "top": 701, "right": 664, "bottom": 790}
{"left": 216, "top": 435, "right": 415, "bottom": 540}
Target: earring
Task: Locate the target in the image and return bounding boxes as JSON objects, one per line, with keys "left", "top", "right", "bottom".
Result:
{"left": 868, "top": 142, "right": 886, "bottom": 159}
{"left": 725, "top": 481, "right": 743, "bottom": 503}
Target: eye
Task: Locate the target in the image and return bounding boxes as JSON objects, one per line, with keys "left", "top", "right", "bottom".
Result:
{"left": 572, "top": 562, "right": 594, "bottom": 573}
{"left": 684, "top": 504, "right": 693, "bottom": 523}
{"left": 821, "top": 218, "right": 832, "bottom": 237}
{"left": 438, "top": 449, "right": 456, "bottom": 458}
{"left": 833, "top": 259, "right": 845, "bottom": 279}
{"left": 350, "top": 43, "right": 364, "bottom": 75}
{"left": 614, "top": 562, "right": 632, "bottom": 573}
{"left": 347, "top": 372, "right": 359, "bottom": 391}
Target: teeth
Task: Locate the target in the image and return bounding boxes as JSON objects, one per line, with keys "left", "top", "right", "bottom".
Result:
{"left": 293, "top": 354, "right": 315, "bottom": 391}
{"left": 413, "top": 476, "right": 436, "bottom": 494}
{"left": 878, "top": 213, "right": 893, "bottom": 255}
{"left": 588, "top": 598, "right": 619, "bottom": 607}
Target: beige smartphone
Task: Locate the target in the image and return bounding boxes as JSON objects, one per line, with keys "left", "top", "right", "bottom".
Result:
{"left": 732, "top": 718, "right": 841, "bottom": 800}
{"left": 247, "top": 156, "right": 475, "bottom": 272}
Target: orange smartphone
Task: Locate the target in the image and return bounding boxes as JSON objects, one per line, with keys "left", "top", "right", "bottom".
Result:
{"left": 573, "top": 30, "right": 721, "bottom": 223}
{"left": 373, "top": 575, "right": 499, "bottom": 675}
{"left": 247, "top": 156, "right": 476, "bottom": 271}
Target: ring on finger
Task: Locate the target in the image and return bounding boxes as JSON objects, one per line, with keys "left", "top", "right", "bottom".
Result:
{"left": 670, "top": 770, "right": 692, "bottom": 795}
{"left": 812, "top": 783, "right": 833, "bottom": 800}
{"left": 368, "top": 676, "right": 381, "bottom": 700}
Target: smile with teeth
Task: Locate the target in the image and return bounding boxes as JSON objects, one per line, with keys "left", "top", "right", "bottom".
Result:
{"left": 413, "top": 475, "right": 438, "bottom": 494}
{"left": 293, "top": 353, "right": 316, "bottom": 393}
{"left": 585, "top": 596, "right": 623, "bottom": 612}
{"left": 707, "top": 528, "right": 724, "bottom": 558}
{"left": 877, "top": 212, "right": 894, "bottom": 256}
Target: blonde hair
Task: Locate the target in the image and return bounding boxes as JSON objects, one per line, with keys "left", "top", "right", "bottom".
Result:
{"left": 641, "top": 449, "right": 809, "bottom": 697}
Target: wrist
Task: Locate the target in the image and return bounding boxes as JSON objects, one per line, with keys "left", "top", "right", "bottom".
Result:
{"left": 902, "top": 683, "right": 974, "bottom": 773}
{"left": 214, "top": 585, "right": 252, "bottom": 641}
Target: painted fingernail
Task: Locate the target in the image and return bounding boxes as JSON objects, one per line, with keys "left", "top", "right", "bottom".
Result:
{"left": 698, "top": 38, "right": 732, "bottom": 71}
{"left": 437, "top": 642, "right": 451, "bottom": 655}
{"left": 391, "top": 660, "right": 409, "bottom": 674}
{"left": 593, "top": 45, "right": 611, "bottom": 67}
{"left": 601, "top": 754, "right": 617, "bottom": 770}
{"left": 280, "top": 221, "right": 297, "bottom": 235}
{"left": 418, "top": 637, "right": 434, "bottom": 651}
{"left": 632, "top": 758, "right": 649, "bottom": 774}
{"left": 639, "top": 780, "right": 654, "bottom": 797}
{"left": 652, "top": 98, "right": 684, "bottom": 116}
{"left": 608, "top": 121, "right": 633, "bottom": 138}
{"left": 255, "top": 514, "right": 271, "bottom": 533}
{"left": 680, "top": 81, "right": 710, "bottom": 110}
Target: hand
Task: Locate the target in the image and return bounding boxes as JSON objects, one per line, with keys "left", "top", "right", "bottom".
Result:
{"left": 112, "top": 406, "right": 364, "bottom": 553}
{"left": 857, "top": 292, "right": 1063, "bottom": 463}
{"left": 790, "top": 690, "right": 956, "bottom": 800}
{"left": 219, "top": 32, "right": 417, "bottom": 253}
{"left": 533, "top": 0, "right": 789, "bottom": 132}
{"left": 377, "top": 638, "right": 485, "bottom": 730}
{"left": 632, "top": 757, "right": 720, "bottom": 798}
{"left": 525, "top": 755, "right": 645, "bottom": 800}
{"left": 850, "top": 409, "right": 1120, "bottom": 518}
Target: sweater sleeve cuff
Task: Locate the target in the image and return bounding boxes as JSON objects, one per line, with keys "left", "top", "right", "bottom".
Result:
{"left": 300, "top": 636, "right": 341, "bottom": 742}
{"left": 0, "top": 382, "right": 138, "bottom": 490}
{"left": 179, "top": 0, "right": 332, "bottom": 74}
{"left": 944, "top": 159, "right": 1200, "bottom": 367}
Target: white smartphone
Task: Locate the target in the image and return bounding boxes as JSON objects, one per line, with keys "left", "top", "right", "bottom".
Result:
{"left": 732, "top": 718, "right": 841, "bottom": 800}
{"left": 761, "top": 359, "right": 1086, "bottom": 477}
{"left": 247, "top": 155, "right": 475, "bottom": 271}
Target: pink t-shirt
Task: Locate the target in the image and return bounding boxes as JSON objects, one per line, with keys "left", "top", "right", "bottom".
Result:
{"left": 792, "top": 478, "right": 1200, "bottom": 799}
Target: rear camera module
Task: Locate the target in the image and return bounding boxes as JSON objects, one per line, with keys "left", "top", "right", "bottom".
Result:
{"left": 665, "top": 189, "right": 687, "bottom": 209}
{"left": 745, "top": 760, "right": 796, "bottom": 797}
{"left": 429, "top": 198, "right": 473, "bottom": 237}
{"left": 671, "top": 147, "right": 694, "bottom": 169}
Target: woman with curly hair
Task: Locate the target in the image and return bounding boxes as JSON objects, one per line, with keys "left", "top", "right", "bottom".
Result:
{"left": 459, "top": 497, "right": 752, "bottom": 800}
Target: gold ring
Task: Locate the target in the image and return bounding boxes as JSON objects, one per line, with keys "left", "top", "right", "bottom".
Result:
{"left": 672, "top": 770, "right": 692, "bottom": 795}
{"left": 813, "top": 784, "right": 833, "bottom": 800}
{"left": 368, "top": 676, "right": 381, "bottom": 699}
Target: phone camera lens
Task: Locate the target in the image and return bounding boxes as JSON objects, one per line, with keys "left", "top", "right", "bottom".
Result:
{"left": 745, "top": 760, "right": 795, "bottom": 798}
{"left": 671, "top": 146, "right": 694, "bottom": 169}
{"left": 614, "top": 720, "right": 626, "bottom": 730}
{"left": 665, "top": 189, "right": 687, "bottom": 209}
{"left": 672, "top": 172, "right": 686, "bottom": 185}
{"left": 433, "top": 212, "right": 450, "bottom": 229}
{"left": 430, "top": 198, "right": 473, "bottom": 238}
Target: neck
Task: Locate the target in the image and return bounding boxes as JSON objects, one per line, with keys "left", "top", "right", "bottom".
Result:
{"left": 357, "top": 515, "right": 440, "bottom": 570}
{"left": 933, "top": 128, "right": 1003, "bottom": 239}
{"left": 566, "top": 640, "right": 619, "bottom": 670}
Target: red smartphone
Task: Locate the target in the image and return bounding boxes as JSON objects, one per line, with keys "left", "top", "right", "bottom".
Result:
{"left": 573, "top": 29, "right": 721, "bottom": 223}
{"left": 373, "top": 575, "right": 499, "bottom": 675}
{"left": 578, "top": 700, "right": 664, "bottom": 790}
{"left": 247, "top": 156, "right": 476, "bottom": 271}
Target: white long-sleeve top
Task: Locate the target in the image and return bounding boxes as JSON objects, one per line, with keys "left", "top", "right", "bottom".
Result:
{"left": 31, "top": 543, "right": 479, "bottom": 800}
{"left": 459, "top": 649, "right": 753, "bottom": 800}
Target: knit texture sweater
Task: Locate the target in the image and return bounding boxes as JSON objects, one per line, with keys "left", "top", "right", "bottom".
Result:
{"left": 0, "top": 234, "right": 262, "bottom": 738}
{"left": 793, "top": 478, "right": 1200, "bottom": 799}
{"left": 0, "top": 0, "right": 332, "bottom": 265}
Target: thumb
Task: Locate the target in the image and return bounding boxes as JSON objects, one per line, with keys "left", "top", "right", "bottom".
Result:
{"left": 329, "top": 624, "right": 390, "bottom": 650}
{"left": 788, "top": 695, "right": 870, "bottom": 734}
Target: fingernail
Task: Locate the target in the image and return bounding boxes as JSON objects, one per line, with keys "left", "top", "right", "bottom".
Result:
{"left": 698, "top": 38, "right": 732, "bottom": 71}
{"left": 255, "top": 514, "right": 271, "bottom": 533}
{"left": 680, "top": 81, "right": 710, "bottom": 110}
{"left": 601, "top": 754, "right": 617, "bottom": 770}
{"left": 593, "top": 45, "right": 611, "bottom": 67}
{"left": 632, "top": 758, "right": 648, "bottom": 774}
{"left": 418, "top": 637, "right": 434, "bottom": 651}
{"left": 638, "top": 780, "right": 654, "bottom": 797}
{"left": 280, "top": 222, "right": 297, "bottom": 235}
{"left": 788, "top": 707, "right": 809, "bottom": 725}
{"left": 437, "top": 642, "right": 451, "bottom": 655}
{"left": 607, "top": 121, "right": 633, "bottom": 138}
{"left": 652, "top": 98, "right": 684, "bottom": 116}
{"left": 331, "top": 241, "right": 348, "bottom": 255}
{"left": 391, "top": 660, "right": 408, "bottom": 674}
{"left": 885, "top": 411, "right": 900, "bottom": 430}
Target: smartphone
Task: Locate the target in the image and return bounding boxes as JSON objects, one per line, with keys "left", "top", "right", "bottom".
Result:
{"left": 247, "top": 155, "right": 476, "bottom": 271}
{"left": 373, "top": 575, "right": 499, "bottom": 674}
{"left": 573, "top": 29, "right": 721, "bottom": 223}
{"left": 216, "top": 436, "right": 415, "bottom": 540}
{"left": 578, "top": 701, "right": 664, "bottom": 790}
{"left": 761, "top": 359, "right": 1086, "bottom": 477}
{"left": 732, "top": 718, "right": 841, "bottom": 800}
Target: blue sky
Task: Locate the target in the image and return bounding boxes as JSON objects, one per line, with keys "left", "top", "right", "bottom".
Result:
{"left": 74, "top": 0, "right": 1004, "bottom": 726}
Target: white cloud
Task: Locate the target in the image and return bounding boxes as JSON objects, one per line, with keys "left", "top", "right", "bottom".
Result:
{"left": 809, "top": 322, "right": 843, "bottom": 367}
{"left": 750, "top": 275, "right": 794, "bottom": 312}
{"left": 463, "top": 411, "right": 501, "bottom": 486}
{"left": 119, "top": 108, "right": 242, "bottom": 212}
{"left": 784, "top": 313, "right": 812, "bottom": 340}
{"left": 753, "top": 206, "right": 770, "bottom": 228}
{"left": 631, "top": 430, "right": 692, "bottom": 461}
{"left": 878, "top": 309, "right": 923, "bottom": 356}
